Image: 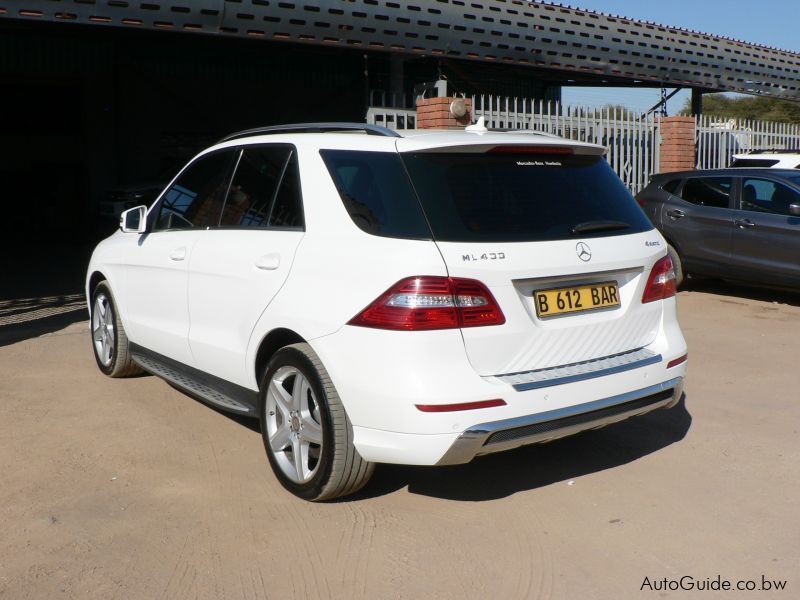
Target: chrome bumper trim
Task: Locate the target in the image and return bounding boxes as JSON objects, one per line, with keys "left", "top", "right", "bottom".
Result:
{"left": 436, "top": 377, "right": 684, "bottom": 466}
{"left": 491, "top": 348, "right": 662, "bottom": 392}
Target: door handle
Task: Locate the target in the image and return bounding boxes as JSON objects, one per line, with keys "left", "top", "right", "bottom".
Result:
{"left": 169, "top": 247, "right": 187, "bottom": 261}
{"left": 734, "top": 218, "right": 755, "bottom": 229}
{"left": 255, "top": 253, "right": 281, "bottom": 271}
{"left": 666, "top": 209, "right": 685, "bottom": 219}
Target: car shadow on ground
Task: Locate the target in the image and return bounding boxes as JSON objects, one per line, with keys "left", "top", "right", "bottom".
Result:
{"left": 0, "top": 294, "right": 87, "bottom": 347}
{"left": 682, "top": 277, "right": 800, "bottom": 307}
{"left": 348, "top": 396, "right": 692, "bottom": 502}
{"left": 1, "top": 244, "right": 93, "bottom": 347}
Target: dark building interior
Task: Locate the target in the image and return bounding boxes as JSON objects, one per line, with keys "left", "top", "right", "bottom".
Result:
{"left": 0, "top": 20, "right": 562, "bottom": 251}
{"left": 1, "top": 22, "right": 367, "bottom": 247}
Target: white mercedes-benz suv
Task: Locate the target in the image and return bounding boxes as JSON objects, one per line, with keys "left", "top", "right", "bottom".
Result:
{"left": 87, "top": 122, "right": 687, "bottom": 501}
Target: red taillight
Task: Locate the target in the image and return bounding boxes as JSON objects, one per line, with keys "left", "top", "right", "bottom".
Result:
{"left": 348, "top": 276, "right": 506, "bottom": 331}
{"left": 667, "top": 354, "right": 688, "bottom": 369}
{"left": 642, "top": 255, "right": 677, "bottom": 303}
{"left": 636, "top": 196, "right": 646, "bottom": 208}
{"left": 488, "top": 145, "right": 573, "bottom": 155}
{"left": 415, "top": 399, "right": 506, "bottom": 412}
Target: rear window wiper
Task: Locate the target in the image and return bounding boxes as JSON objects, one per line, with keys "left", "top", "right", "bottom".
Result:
{"left": 571, "top": 220, "right": 631, "bottom": 235}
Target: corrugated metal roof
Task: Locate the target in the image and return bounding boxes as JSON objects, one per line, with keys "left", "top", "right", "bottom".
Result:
{"left": 1, "top": 0, "right": 799, "bottom": 101}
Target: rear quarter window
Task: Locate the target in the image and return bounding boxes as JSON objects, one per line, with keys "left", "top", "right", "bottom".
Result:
{"left": 320, "top": 150, "right": 431, "bottom": 239}
{"left": 661, "top": 179, "right": 682, "bottom": 194}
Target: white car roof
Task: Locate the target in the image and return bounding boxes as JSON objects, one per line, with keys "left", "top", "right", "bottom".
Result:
{"left": 210, "top": 127, "right": 605, "bottom": 156}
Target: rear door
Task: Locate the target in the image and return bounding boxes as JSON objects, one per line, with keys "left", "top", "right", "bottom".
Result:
{"left": 639, "top": 177, "right": 682, "bottom": 228}
{"left": 187, "top": 144, "right": 305, "bottom": 388}
{"left": 660, "top": 176, "right": 736, "bottom": 275}
{"left": 400, "top": 147, "right": 665, "bottom": 376}
{"left": 731, "top": 176, "right": 800, "bottom": 286}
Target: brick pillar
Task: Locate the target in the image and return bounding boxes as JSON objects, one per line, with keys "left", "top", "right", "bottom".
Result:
{"left": 659, "top": 116, "right": 696, "bottom": 173}
{"left": 416, "top": 97, "right": 472, "bottom": 129}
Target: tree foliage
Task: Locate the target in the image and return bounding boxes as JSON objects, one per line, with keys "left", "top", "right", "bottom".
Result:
{"left": 680, "top": 93, "right": 800, "bottom": 123}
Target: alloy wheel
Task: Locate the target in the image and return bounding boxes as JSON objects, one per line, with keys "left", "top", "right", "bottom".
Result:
{"left": 92, "top": 293, "right": 115, "bottom": 367}
{"left": 265, "top": 366, "right": 324, "bottom": 484}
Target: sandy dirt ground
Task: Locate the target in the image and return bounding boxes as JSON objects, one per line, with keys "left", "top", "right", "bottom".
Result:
{"left": 1, "top": 284, "right": 798, "bottom": 599}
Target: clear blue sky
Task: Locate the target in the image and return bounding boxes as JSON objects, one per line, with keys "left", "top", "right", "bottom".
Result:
{"left": 559, "top": 0, "right": 800, "bottom": 113}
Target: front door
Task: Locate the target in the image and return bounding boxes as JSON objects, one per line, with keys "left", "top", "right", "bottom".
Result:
{"left": 122, "top": 149, "right": 237, "bottom": 365}
{"left": 731, "top": 176, "right": 800, "bottom": 286}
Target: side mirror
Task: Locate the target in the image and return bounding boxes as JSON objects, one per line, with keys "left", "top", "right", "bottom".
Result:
{"left": 120, "top": 205, "right": 147, "bottom": 233}
{"left": 789, "top": 202, "right": 800, "bottom": 217}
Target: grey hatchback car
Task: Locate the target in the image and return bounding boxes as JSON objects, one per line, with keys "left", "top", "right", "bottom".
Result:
{"left": 637, "top": 168, "right": 800, "bottom": 289}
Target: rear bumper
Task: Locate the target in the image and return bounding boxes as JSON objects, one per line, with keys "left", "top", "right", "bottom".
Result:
{"left": 310, "top": 312, "right": 687, "bottom": 465}
{"left": 436, "top": 376, "right": 683, "bottom": 465}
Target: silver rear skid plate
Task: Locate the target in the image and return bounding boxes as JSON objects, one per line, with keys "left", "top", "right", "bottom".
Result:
{"left": 436, "top": 377, "right": 684, "bottom": 466}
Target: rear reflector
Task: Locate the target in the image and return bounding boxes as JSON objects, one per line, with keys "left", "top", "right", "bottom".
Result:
{"left": 415, "top": 399, "right": 506, "bottom": 412}
{"left": 348, "top": 276, "right": 505, "bottom": 331}
{"left": 667, "top": 354, "right": 688, "bottom": 369}
{"left": 488, "top": 145, "right": 573, "bottom": 155}
{"left": 642, "top": 255, "right": 677, "bottom": 303}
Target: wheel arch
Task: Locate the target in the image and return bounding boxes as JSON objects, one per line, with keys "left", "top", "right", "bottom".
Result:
{"left": 660, "top": 232, "right": 684, "bottom": 258}
{"left": 254, "top": 328, "right": 307, "bottom": 384}
{"left": 88, "top": 270, "right": 107, "bottom": 298}
{"left": 86, "top": 269, "right": 132, "bottom": 330}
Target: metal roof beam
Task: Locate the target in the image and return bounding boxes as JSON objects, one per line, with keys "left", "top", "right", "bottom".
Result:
{"left": 2, "top": 0, "right": 799, "bottom": 101}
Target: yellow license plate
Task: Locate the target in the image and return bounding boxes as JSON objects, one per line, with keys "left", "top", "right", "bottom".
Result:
{"left": 534, "top": 282, "right": 620, "bottom": 318}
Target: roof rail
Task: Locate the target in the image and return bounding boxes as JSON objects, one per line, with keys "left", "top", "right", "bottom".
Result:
{"left": 217, "top": 122, "right": 402, "bottom": 143}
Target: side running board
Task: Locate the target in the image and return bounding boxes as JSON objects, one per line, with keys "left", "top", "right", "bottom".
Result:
{"left": 129, "top": 343, "right": 258, "bottom": 416}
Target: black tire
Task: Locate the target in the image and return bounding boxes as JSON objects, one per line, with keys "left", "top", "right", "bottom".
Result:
{"left": 666, "top": 243, "right": 684, "bottom": 288}
{"left": 90, "top": 281, "right": 142, "bottom": 378}
{"left": 259, "top": 343, "right": 374, "bottom": 501}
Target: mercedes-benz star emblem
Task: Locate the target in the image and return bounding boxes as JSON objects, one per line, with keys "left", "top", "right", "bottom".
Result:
{"left": 576, "top": 242, "right": 592, "bottom": 262}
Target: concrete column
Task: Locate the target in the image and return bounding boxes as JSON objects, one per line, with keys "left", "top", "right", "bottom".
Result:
{"left": 659, "top": 116, "right": 696, "bottom": 173}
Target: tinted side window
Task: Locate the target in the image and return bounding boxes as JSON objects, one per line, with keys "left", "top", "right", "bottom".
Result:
{"left": 268, "top": 152, "right": 304, "bottom": 228}
{"left": 680, "top": 177, "right": 732, "bottom": 209}
{"left": 220, "top": 146, "right": 298, "bottom": 228}
{"left": 741, "top": 178, "right": 800, "bottom": 216}
{"left": 662, "top": 179, "right": 681, "bottom": 194}
{"left": 320, "top": 150, "right": 431, "bottom": 239}
{"left": 155, "top": 151, "right": 235, "bottom": 230}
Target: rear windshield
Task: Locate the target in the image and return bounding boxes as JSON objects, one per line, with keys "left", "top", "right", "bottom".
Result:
{"left": 403, "top": 152, "right": 652, "bottom": 242}
{"left": 730, "top": 158, "right": 780, "bottom": 168}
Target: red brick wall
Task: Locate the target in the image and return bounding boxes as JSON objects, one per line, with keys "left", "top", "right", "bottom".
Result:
{"left": 659, "top": 116, "right": 695, "bottom": 173}
{"left": 416, "top": 97, "right": 472, "bottom": 129}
